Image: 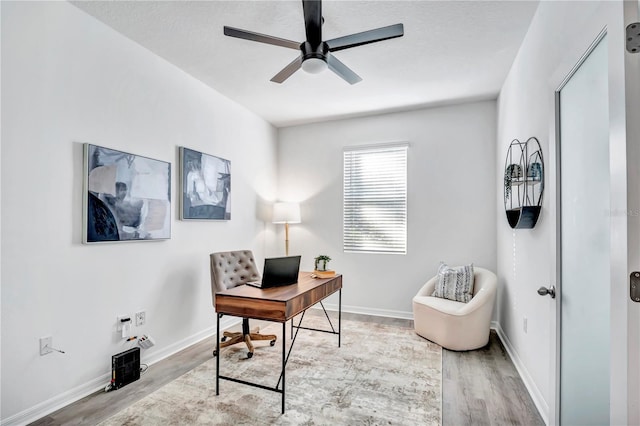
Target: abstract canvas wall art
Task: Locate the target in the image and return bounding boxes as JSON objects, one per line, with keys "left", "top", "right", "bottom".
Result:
{"left": 83, "top": 144, "right": 171, "bottom": 243}
{"left": 179, "top": 147, "right": 231, "bottom": 220}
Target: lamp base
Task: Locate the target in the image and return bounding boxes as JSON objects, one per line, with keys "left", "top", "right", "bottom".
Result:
{"left": 313, "top": 270, "right": 336, "bottom": 278}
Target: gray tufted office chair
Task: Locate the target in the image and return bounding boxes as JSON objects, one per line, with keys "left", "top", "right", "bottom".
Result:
{"left": 210, "top": 250, "right": 277, "bottom": 358}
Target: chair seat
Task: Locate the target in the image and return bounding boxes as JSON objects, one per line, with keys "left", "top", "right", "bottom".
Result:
{"left": 412, "top": 295, "right": 466, "bottom": 315}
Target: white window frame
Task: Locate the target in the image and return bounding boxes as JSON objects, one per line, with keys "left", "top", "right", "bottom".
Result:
{"left": 343, "top": 143, "right": 408, "bottom": 254}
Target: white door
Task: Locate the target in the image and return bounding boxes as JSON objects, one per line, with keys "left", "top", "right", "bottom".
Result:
{"left": 629, "top": 3, "right": 640, "bottom": 424}
{"left": 556, "top": 34, "right": 610, "bottom": 425}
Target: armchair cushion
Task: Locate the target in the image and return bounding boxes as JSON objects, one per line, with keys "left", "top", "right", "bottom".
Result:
{"left": 432, "top": 262, "right": 475, "bottom": 303}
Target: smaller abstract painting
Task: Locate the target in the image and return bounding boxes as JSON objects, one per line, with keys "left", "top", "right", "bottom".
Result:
{"left": 179, "top": 147, "right": 231, "bottom": 220}
{"left": 83, "top": 144, "right": 171, "bottom": 243}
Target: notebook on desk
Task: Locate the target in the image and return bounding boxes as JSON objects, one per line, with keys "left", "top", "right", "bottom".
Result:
{"left": 246, "top": 255, "right": 301, "bottom": 289}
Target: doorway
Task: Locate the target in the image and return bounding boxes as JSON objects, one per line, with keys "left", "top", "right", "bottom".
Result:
{"left": 556, "top": 33, "right": 610, "bottom": 424}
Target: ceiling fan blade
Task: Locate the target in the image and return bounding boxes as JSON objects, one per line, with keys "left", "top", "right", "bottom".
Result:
{"left": 302, "top": 0, "right": 322, "bottom": 47}
{"left": 326, "top": 23, "right": 404, "bottom": 52}
{"left": 224, "top": 26, "right": 300, "bottom": 50}
{"left": 326, "top": 54, "right": 362, "bottom": 85}
{"left": 271, "top": 56, "right": 304, "bottom": 83}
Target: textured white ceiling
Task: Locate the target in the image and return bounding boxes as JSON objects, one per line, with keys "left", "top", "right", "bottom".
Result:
{"left": 71, "top": 0, "right": 539, "bottom": 127}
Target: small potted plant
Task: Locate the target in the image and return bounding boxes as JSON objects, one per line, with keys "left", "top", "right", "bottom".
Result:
{"left": 313, "top": 255, "right": 335, "bottom": 278}
{"left": 314, "top": 255, "right": 331, "bottom": 271}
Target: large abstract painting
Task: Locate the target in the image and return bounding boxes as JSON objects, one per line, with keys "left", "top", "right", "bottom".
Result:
{"left": 83, "top": 144, "right": 171, "bottom": 243}
{"left": 179, "top": 147, "right": 231, "bottom": 220}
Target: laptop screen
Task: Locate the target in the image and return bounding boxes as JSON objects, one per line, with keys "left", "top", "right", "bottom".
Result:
{"left": 261, "top": 256, "right": 301, "bottom": 288}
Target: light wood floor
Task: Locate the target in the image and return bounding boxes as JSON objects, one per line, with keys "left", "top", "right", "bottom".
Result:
{"left": 31, "top": 312, "right": 543, "bottom": 425}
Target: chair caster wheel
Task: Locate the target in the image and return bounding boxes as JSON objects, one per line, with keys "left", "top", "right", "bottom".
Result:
{"left": 270, "top": 340, "right": 276, "bottom": 347}
{"left": 247, "top": 352, "right": 253, "bottom": 359}
{"left": 221, "top": 336, "right": 227, "bottom": 342}
{"left": 213, "top": 349, "right": 218, "bottom": 357}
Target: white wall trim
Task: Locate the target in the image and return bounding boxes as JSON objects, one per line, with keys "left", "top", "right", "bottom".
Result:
{"left": 140, "top": 317, "right": 239, "bottom": 368}
{"left": 314, "top": 303, "right": 414, "bottom": 320}
{"left": 1, "top": 317, "right": 241, "bottom": 426}
{"left": 1, "top": 373, "right": 112, "bottom": 426}
{"left": 491, "top": 321, "right": 549, "bottom": 426}
{"left": 5, "top": 311, "right": 548, "bottom": 426}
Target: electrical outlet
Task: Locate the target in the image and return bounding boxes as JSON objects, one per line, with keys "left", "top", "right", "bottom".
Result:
{"left": 523, "top": 316, "right": 528, "bottom": 334}
{"left": 135, "top": 311, "right": 146, "bottom": 326}
{"left": 40, "top": 336, "right": 52, "bottom": 356}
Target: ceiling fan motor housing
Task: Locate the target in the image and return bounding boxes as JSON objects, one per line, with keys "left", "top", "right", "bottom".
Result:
{"left": 301, "top": 41, "right": 329, "bottom": 63}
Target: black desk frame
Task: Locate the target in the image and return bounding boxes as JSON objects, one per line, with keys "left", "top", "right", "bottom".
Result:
{"left": 215, "top": 289, "right": 341, "bottom": 413}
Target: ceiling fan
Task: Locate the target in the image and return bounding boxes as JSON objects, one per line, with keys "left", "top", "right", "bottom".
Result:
{"left": 223, "top": 0, "right": 404, "bottom": 85}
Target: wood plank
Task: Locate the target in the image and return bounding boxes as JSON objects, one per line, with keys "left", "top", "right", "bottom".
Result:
{"left": 286, "top": 275, "right": 342, "bottom": 319}
{"left": 30, "top": 313, "right": 544, "bottom": 426}
{"left": 442, "top": 330, "right": 544, "bottom": 426}
{"left": 215, "top": 296, "right": 286, "bottom": 321}
{"left": 215, "top": 272, "right": 342, "bottom": 322}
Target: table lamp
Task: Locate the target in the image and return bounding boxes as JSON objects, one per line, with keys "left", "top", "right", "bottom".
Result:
{"left": 273, "top": 202, "right": 301, "bottom": 256}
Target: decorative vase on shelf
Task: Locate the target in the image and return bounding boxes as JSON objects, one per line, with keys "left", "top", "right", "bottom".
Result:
{"left": 527, "top": 162, "right": 542, "bottom": 181}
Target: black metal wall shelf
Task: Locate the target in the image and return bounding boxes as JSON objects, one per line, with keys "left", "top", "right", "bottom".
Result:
{"left": 504, "top": 137, "right": 544, "bottom": 229}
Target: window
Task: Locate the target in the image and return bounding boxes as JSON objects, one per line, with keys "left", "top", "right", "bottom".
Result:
{"left": 343, "top": 143, "right": 408, "bottom": 254}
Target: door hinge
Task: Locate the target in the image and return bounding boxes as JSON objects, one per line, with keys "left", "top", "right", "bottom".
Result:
{"left": 630, "top": 272, "right": 640, "bottom": 302}
{"left": 627, "top": 23, "right": 640, "bottom": 53}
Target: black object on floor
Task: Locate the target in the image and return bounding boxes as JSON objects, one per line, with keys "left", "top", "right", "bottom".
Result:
{"left": 112, "top": 347, "right": 140, "bottom": 390}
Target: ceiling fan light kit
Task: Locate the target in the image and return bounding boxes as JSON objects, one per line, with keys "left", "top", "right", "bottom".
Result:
{"left": 301, "top": 57, "right": 328, "bottom": 74}
{"left": 223, "top": 0, "right": 404, "bottom": 84}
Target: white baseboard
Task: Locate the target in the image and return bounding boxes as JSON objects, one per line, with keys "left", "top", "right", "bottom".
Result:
{"left": 1, "top": 373, "right": 113, "bottom": 426}
{"left": 1, "top": 317, "right": 240, "bottom": 426}
{"left": 491, "top": 321, "right": 549, "bottom": 426}
{"left": 2, "top": 306, "right": 411, "bottom": 425}
{"left": 6, "top": 313, "right": 545, "bottom": 426}
{"left": 312, "top": 302, "right": 414, "bottom": 320}
{"left": 140, "top": 317, "right": 239, "bottom": 367}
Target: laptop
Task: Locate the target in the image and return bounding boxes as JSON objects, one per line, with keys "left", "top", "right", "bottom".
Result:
{"left": 246, "top": 256, "right": 301, "bottom": 289}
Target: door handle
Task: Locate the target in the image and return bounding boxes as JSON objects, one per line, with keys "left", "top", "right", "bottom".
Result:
{"left": 537, "top": 285, "right": 556, "bottom": 299}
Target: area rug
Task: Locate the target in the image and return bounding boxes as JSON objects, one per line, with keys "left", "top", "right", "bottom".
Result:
{"left": 100, "top": 315, "right": 441, "bottom": 425}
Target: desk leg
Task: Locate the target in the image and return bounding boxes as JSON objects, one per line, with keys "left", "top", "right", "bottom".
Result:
{"left": 338, "top": 289, "right": 342, "bottom": 348}
{"left": 282, "top": 322, "right": 286, "bottom": 414}
{"left": 216, "top": 313, "right": 220, "bottom": 395}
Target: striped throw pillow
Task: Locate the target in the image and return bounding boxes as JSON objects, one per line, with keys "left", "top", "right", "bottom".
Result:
{"left": 432, "top": 263, "right": 475, "bottom": 303}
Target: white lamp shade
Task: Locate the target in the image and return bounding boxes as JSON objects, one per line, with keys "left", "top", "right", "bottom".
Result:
{"left": 272, "top": 202, "right": 301, "bottom": 224}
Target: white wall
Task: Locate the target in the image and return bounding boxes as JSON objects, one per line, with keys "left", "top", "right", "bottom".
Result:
{"left": 277, "top": 101, "right": 497, "bottom": 317}
{"left": 497, "top": 1, "right": 632, "bottom": 423}
{"left": 1, "top": 2, "right": 277, "bottom": 423}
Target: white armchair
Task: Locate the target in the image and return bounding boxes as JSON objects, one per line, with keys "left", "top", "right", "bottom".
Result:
{"left": 412, "top": 267, "right": 497, "bottom": 351}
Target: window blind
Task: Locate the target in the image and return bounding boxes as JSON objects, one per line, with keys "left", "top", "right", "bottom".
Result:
{"left": 343, "top": 144, "right": 407, "bottom": 254}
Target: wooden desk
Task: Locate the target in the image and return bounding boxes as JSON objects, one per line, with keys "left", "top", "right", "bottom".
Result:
{"left": 215, "top": 272, "right": 342, "bottom": 413}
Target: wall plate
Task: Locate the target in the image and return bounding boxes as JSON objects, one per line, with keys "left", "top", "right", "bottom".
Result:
{"left": 40, "top": 336, "right": 52, "bottom": 356}
{"left": 135, "top": 311, "right": 146, "bottom": 326}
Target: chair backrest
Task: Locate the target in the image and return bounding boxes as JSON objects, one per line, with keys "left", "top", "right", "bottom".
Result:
{"left": 209, "top": 250, "right": 261, "bottom": 307}
{"left": 471, "top": 267, "right": 498, "bottom": 298}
